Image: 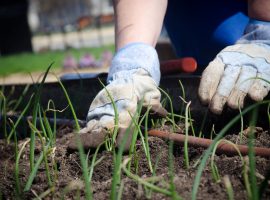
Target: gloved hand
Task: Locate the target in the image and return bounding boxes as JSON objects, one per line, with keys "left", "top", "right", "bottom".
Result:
{"left": 198, "top": 19, "right": 270, "bottom": 114}
{"left": 68, "top": 43, "right": 167, "bottom": 151}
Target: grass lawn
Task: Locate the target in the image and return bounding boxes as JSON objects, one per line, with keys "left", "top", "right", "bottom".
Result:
{"left": 0, "top": 45, "right": 114, "bottom": 77}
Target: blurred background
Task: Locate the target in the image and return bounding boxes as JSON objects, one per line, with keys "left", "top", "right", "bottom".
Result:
{"left": 0, "top": 0, "right": 173, "bottom": 83}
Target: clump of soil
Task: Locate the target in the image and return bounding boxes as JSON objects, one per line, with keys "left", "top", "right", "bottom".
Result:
{"left": 0, "top": 127, "right": 270, "bottom": 199}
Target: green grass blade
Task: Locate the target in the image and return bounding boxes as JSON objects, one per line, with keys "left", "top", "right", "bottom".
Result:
{"left": 0, "top": 91, "right": 7, "bottom": 139}
{"left": 29, "top": 63, "right": 53, "bottom": 170}
{"left": 88, "top": 142, "right": 105, "bottom": 182}
{"left": 38, "top": 106, "right": 48, "bottom": 139}
{"left": 191, "top": 101, "right": 270, "bottom": 200}
{"left": 184, "top": 101, "right": 191, "bottom": 169}
{"left": 122, "top": 158, "right": 173, "bottom": 196}
{"left": 168, "top": 141, "right": 181, "bottom": 199}
{"left": 56, "top": 78, "right": 80, "bottom": 131}
{"left": 144, "top": 106, "right": 153, "bottom": 173}
{"left": 223, "top": 175, "right": 234, "bottom": 200}
{"left": 259, "top": 169, "right": 270, "bottom": 199}
{"left": 15, "top": 138, "right": 30, "bottom": 197}
{"left": 98, "top": 78, "right": 119, "bottom": 149}
{"left": 12, "top": 84, "right": 30, "bottom": 111}
{"left": 7, "top": 94, "right": 34, "bottom": 142}
{"left": 56, "top": 77, "right": 92, "bottom": 199}
{"left": 46, "top": 100, "right": 57, "bottom": 142}
{"left": 247, "top": 108, "right": 259, "bottom": 200}
{"left": 178, "top": 80, "right": 186, "bottom": 116}
{"left": 159, "top": 87, "right": 176, "bottom": 132}
{"left": 110, "top": 120, "right": 135, "bottom": 199}
{"left": 24, "top": 144, "right": 49, "bottom": 191}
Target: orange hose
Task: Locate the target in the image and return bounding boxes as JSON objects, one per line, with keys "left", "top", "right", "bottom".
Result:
{"left": 148, "top": 130, "right": 270, "bottom": 158}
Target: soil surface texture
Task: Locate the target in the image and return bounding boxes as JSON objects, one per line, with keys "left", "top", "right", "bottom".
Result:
{"left": 0, "top": 126, "right": 270, "bottom": 199}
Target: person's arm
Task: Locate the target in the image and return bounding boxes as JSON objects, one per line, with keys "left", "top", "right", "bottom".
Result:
{"left": 248, "top": 0, "right": 270, "bottom": 21}
{"left": 68, "top": 0, "right": 169, "bottom": 151}
{"left": 113, "top": 0, "right": 167, "bottom": 50}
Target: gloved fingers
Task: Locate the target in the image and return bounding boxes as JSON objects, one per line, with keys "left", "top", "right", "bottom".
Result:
{"left": 227, "top": 65, "right": 257, "bottom": 109}
{"left": 198, "top": 58, "right": 225, "bottom": 105}
{"left": 148, "top": 104, "right": 168, "bottom": 118}
{"left": 85, "top": 116, "right": 115, "bottom": 133}
{"left": 133, "top": 69, "right": 162, "bottom": 105}
{"left": 67, "top": 116, "right": 114, "bottom": 150}
{"left": 116, "top": 126, "right": 135, "bottom": 152}
{"left": 209, "top": 65, "right": 241, "bottom": 114}
{"left": 89, "top": 82, "right": 134, "bottom": 112}
{"left": 68, "top": 117, "right": 133, "bottom": 151}
{"left": 67, "top": 129, "right": 108, "bottom": 151}
{"left": 140, "top": 99, "right": 168, "bottom": 119}
{"left": 248, "top": 72, "right": 270, "bottom": 101}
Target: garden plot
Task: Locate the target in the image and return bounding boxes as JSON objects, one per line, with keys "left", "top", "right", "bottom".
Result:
{"left": 0, "top": 70, "right": 270, "bottom": 199}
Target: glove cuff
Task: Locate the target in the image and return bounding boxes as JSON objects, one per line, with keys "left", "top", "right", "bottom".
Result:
{"left": 237, "top": 19, "right": 270, "bottom": 45}
{"left": 249, "top": 19, "right": 270, "bottom": 25}
{"left": 107, "top": 43, "right": 161, "bottom": 86}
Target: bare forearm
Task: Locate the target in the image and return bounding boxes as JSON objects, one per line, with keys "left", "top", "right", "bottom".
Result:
{"left": 248, "top": 0, "right": 270, "bottom": 21}
{"left": 113, "top": 0, "right": 167, "bottom": 50}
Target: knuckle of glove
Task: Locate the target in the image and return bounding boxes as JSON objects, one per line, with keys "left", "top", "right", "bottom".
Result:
{"left": 200, "top": 43, "right": 270, "bottom": 114}
{"left": 132, "top": 69, "right": 161, "bottom": 107}
{"left": 89, "top": 82, "right": 134, "bottom": 111}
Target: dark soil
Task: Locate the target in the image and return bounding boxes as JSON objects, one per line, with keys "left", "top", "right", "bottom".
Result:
{"left": 0, "top": 126, "right": 270, "bottom": 199}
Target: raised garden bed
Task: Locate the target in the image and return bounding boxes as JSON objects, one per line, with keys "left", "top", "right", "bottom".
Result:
{"left": 0, "top": 75, "right": 270, "bottom": 199}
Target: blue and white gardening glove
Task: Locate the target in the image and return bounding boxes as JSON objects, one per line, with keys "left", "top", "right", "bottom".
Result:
{"left": 68, "top": 43, "right": 167, "bottom": 150}
{"left": 198, "top": 19, "right": 270, "bottom": 114}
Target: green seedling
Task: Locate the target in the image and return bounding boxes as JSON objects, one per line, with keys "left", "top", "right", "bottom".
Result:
{"left": 223, "top": 175, "right": 234, "bottom": 200}
{"left": 143, "top": 106, "right": 153, "bottom": 173}
{"left": 28, "top": 121, "right": 53, "bottom": 187}
{"left": 122, "top": 158, "right": 175, "bottom": 197}
{"left": 209, "top": 125, "right": 216, "bottom": 140}
{"left": 61, "top": 180, "right": 84, "bottom": 200}
{"left": 128, "top": 99, "right": 144, "bottom": 171}
{"left": 159, "top": 87, "right": 176, "bottom": 132}
{"left": 110, "top": 119, "right": 134, "bottom": 199}
{"left": 243, "top": 157, "right": 252, "bottom": 199}
{"left": 88, "top": 141, "right": 105, "bottom": 182}
{"left": 29, "top": 63, "right": 53, "bottom": 171}
{"left": 0, "top": 91, "right": 7, "bottom": 139}
{"left": 259, "top": 169, "right": 270, "bottom": 199}
{"left": 178, "top": 80, "right": 186, "bottom": 116}
{"left": 238, "top": 101, "right": 244, "bottom": 144}
{"left": 191, "top": 100, "right": 270, "bottom": 200}
{"left": 128, "top": 103, "right": 153, "bottom": 173}
{"left": 42, "top": 110, "right": 55, "bottom": 144}
{"left": 168, "top": 141, "right": 181, "bottom": 199}
{"left": 188, "top": 108, "right": 196, "bottom": 137}
{"left": 57, "top": 76, "right": 92, "bottom": 200}
{"left": 210, "top": 139, "right": 244, "bottom": 183}
{"left": 32, "top": 186, "right": 55, "bottom": 200}
{"left": 24, "top": 142, "right": 50, "bottom": 192}
{"left": 45, "top": 99, "right": 57, "bottom": 143}
{"left": 184, "top": 101, "right": 191, "bottom": 169}
{"left": 15, "top": 137, "right": 30, "bottom": 197}
{"left": 38, "top": 106, "right": 48, "bottom": 139}
{"left": 12, "top": 84, "right": 30, "bottom": 112}
{"left": 7, "top": 94, "right": 34, "bottom": 143}
{"left": 247, "top": 108, "right": 259, "bottom": 200}
{"left": 198, "top": 110, "right": 209, "bottom": 138}
{"left": 98, "top": 78, "right": 119, "bottom": 151}
{"left": 117, "top": 180, "right": 125, "bottom": 200}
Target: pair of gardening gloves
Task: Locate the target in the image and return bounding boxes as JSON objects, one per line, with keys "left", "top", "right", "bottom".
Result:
{"left": 68, "top": 20, "right": 270, "bottom": 151}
